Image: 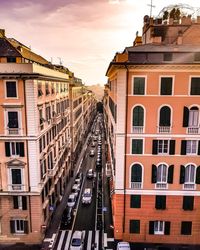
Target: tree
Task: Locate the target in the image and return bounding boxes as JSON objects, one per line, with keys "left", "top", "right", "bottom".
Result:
{"left": 163, "top": 10, "right": 169, "bottom": 20}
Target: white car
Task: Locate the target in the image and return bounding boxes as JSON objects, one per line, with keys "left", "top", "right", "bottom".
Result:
{"left": 82, "top": 188, "right": 92, "bottom": 204}
{"left": 70, "top": 230, "right": 85, "bottom": 250}
{"left": 72, "top": 184, "right": 80, "bottom": 197}
{"left": 89, "top": 149, "right": 95, "bottom": 157}
{"left": 116, "top": 242, "right": 131, "bottom": 250}
{"left": 67, "top": 194, "right": 76, "bottom": 208}
{"left": 87, "top": 169, "right": 94, "bottom": 179}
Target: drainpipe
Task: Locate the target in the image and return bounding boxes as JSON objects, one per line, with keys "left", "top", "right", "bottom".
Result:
{"left": 23, "top": 78, "right": 32, "bottom": 233}
{"left": 123, "top": 65, "right": 128, "bottom": 233}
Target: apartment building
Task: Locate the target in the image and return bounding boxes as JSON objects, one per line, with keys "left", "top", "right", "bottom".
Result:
{"left": 0, "top": 30, "right": 71, "bottom": 244}
{"left": 105, "top": 13, "right": 200, "bottom": 248}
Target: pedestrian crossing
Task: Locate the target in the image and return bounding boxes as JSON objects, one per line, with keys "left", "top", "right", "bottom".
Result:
{"left": 54, "top": 229, "right": 101, "bottom": 250}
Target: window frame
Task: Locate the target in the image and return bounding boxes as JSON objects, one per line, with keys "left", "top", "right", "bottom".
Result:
{"left": 185, "top": 164, "right": 196, "bottom": 184}
{"left": 5, "top": 80, "right": 18, "bottom": 99}
{"left": 131, "top": 139, "right": 144, "bottom": 154}
{"left": 159, "top": 76, "right": 174, "bottom": 96}
{"left": 157, "top": 140, "right": 169, "bottom": 154}
{"left": 154, "top": 221, "right": 165, "bottom": 235}
{"left": 190, "top": 76, "right": 200, "bottom": 95}
{"left": 132, "top": 76, "right": 146, "bottom": 95}
{"left": 186, "top": 140, "right": 198, "bottom": 155}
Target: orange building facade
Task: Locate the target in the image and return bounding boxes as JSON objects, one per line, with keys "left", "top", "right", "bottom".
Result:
{"left": 105, "top": 14, "right": 200, "bottom": 248}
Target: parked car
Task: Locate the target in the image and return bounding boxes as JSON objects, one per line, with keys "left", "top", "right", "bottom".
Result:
{"left": 71, "top": 184, "right": 80, "bottom": 197}
{"left": 89, "top": 149, "right": 95, "bottom": 157}
{"left": 76, "top": 172, "right": 83, "bottom": 181}
{"left": 116, "top": 242, "right": 131, "bottom": 250}
{"left": 70, "top": 230, "right": 85, "bottom": 250}
{"left": 87, "top": 169, "right": 94, "bottom": 179}
{"left": 60, "top": 207, "right": 73, "bottom": 229}
{"left": 82, "top": 188, "right": 92, "bottom": 204}
{"left": 91, "top": 142, "right": 96, "bottom": 147}
{"left": 67, "top": 194, "right": 76, "bottom": 208}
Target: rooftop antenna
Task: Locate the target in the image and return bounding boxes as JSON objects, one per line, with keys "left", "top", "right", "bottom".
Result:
{"left": 148, "top": 0, "right": 155, "bottom": 17}
{"left": 57, "top": 57, "right": 63, "bottom": 65}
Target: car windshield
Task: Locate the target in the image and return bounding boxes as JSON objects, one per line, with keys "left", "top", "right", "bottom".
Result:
{"left": 72, "top": 238, "right": 81, "bottom": 246}
{"left": 84, "top": 193, "right": 90, "bottom": 197}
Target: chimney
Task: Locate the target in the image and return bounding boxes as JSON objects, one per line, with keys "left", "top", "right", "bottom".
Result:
{"left": 0, "top": 29, "right": 5, "bottom": 37}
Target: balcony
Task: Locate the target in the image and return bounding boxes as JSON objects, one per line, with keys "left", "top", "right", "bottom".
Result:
{"left": 131, "top": 182, "right": 142, "bottom": 189}
{"left": 8, "top": 184, "right": 26, "bottom": 191}
{"left": 158, "top": 126, "right": 171, "bottom": 133}
{"left": 187, "top": 127, "right": 200, "bottom": 134}
{"left": 132, "top": 126, "right": 144, "bottom": 134}
{"left": 155, "top": 183, "right": 167, "bottom": 189}
{"left": 6, "top": 128, "right": 23, "bottom": 136}
{"left": 183, "top": 183, "right": 196, "bottom": 190}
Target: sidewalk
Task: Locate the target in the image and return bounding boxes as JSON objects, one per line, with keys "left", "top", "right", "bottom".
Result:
{"left": 42, "top": 134, "right": 90, "bottom": 248}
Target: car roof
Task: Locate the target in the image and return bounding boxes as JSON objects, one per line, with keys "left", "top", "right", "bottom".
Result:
{"left": 84, "top": 188, "right": 91, "bottom": 193}
{"left": 69, "top": 193, "right": 75, "bottom": 198}
{"left": 72, "top": 184, "right": 79, "bottom": 188}
{"left": 117, "top": 241, "right": 130, "bottom": 248}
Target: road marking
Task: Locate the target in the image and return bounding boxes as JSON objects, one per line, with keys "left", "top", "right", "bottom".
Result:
{"left": 64, "top": 230, "right": 72, "bottom": 250}
{"left": 57, "top": 230, "right": 66, "bottom": 250}
{"left": 104, "top": 233, "right": 107, "bottom": 247}
{"left": 95, "top": 230, "right": 99, "bottom": 250}
{"left": 87, "top": 231, "right": 92, "bottom": 250}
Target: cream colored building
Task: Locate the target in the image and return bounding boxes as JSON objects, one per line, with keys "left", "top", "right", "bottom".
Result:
{"left": 0, "top": 30, "right": 71, "bottom": 244}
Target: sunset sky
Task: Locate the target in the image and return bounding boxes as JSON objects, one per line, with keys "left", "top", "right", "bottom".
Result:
{"left": 1, "top": 0, "right": 199, "bottom": 85}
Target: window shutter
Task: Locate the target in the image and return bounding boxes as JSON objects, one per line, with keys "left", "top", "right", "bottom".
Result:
{"left": 167, "top": 165, "right": 174, "bottom": 184}
{"left": 5, "top": 142, "right": 10, "bottom": 157}
{"left": 181, "top": 140, "right": 187, "bottom": 155}
{"left": 164, "top": 221, "right": 171, "bottom": 235}
{"left": 156, "top": 196, "right": 166, "bottom": 209}
{"left": 24, "top": 221, "right": 29, "bottom": 234}
{"left": 169, "top": 140, "right": 175, "bottom": 155}
{"left": 152, "top": 140, "right": 158, "bottom": 155}
{"left": 19, "top": 142, "right": 25, "bottom": 157}
{"left": 196, "top": 166, "right": 200, "bottom": 184}
{"left": 198, "top": 141, "right": 200, "bottom": 155}
{"left": 149, "top": 221, "right": 154, "bottom": 234}
{"left": 10, "top": 220, "right": 15, "bottom": 234}
{"left": 183, "top": 196, "right": 194, "bottom": 211}
{"left": 180, "top": 165, "right": 185, "bottom": 184}
{"left": 183, "top": 107, "right": 189, "bottom": 127}
{"left": 13, "top": 196, "right": 18, "bottom": 209}
{"left": 151, "top": 165, "right": 157, "bottom": 183}
{"left": 22, "top": 196, "right": 27, "bottom": 210}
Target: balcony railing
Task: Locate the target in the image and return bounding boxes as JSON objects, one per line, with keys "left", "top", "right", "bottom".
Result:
{"left": 183, "top": 183, "right": 196, "bottom": 190}
{"left": 6, "top": 128, "right": 22, "bottom": 135}
{"left": 8, "top": 184, "right": 26, "bottom": 191}
{"left": 158, "top": 126, "right": 171, "bottom": 133}
{"left": 132, "top": 126, "right": 144, "bottom": 133}
{"left": 155, "top": 183, "right": 167, "bottom": 189}
{"left": 131, "top": 182, "right": 142, "bottom": 189}
{"left": 187, "top": 127, "right": 200, "bottom": 134}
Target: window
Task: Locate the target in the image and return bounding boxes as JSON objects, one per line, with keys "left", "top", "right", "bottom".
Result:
{"left": 132, "top": 106, "right": 144, "bottom": 126}
{"left": 159, "top": 106, "right": 171, "bottom": 126}
{"left": 149, "top": 221, "right": 170, "bottom": 235}
{"left": 130, "top": 220, "right": 140, "bottom": 234}
{"left": 183, "top": 196, "right": 194, "bottom": 211}
{"left": 40, "top": 159, "right": 47, "bottom": 180}
{"left": 186, "top": 140, "right": 198, "bottom": 155}
{"left": 6, "top": 81, "right": 17, "bottom": 98}
{"left": 7, "top": 111, "right": 19, "bottom": 128}
{"left": 190, "top": 78, "right": 200, "bottom": 95}
{"left": 155, "top": 195, "right": 166, "bottom": 209}
{"left": 157, "top": 164, "right": 167, "bottom": 184}
{"left": 181, "top": 221, "right": 192, "bottom": 235}
{"left": 13, "top": 196, "right": 27, "bottom": 210}
{"left": 152, "top": 140, "right": 175, "bottom": 155}
{"left": 5, "top": 142, "right": 25, "bottom": 157}
{"left": 133, "top": 77, "right": 145, "bottom": 95}
{"left": 11, "top": 169, "right": 22, "bottom": 187}
{"left": 10, "top": 219, "right": 28, "bottom": 234}
{"left": 130, "top": 195, "right": 141, "bottom": 208}
{"left": 194, "top": 52, "right": 200, "bottom": 61}
{"left": 132, "top": 139, "right": 143, "bottom": 154}
{"left": 189, "top": 107, "right": 199, "bottom": 127}
{"left": 45, "top": 82, "right": 50, "bottom": 95}
{"left": 163, "top": 53, "right": 172, "bottom": 61}
{"left": 157, "top": 140, "right": 169, "bottom": 154}
{"left": 160, "top": 77, "right": 172, "bottom": 95}
{"left": 38, "top": 83, "right": 43, "bottom": 97}
{"left": 7, "top": 57, "right": 16, "bottom": 63}
{"left": 185, "top": 165, "right": 195, "bottom": 183}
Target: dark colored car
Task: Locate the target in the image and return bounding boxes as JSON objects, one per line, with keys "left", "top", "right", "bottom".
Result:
{"left": 60, "top": 207, "right": 73, "bottom": 229}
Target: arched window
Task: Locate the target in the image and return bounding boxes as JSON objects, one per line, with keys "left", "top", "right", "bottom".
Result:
{"left": 131, "top": 164, "right": 142, "bottom": 184}
{"left": 189, "top": 106, "right": 199, "bottom": 127}
{"left": 185, "top": 164, "right": 195, "bottom": 183}
{"left": 159, "top": 106, "right": 171, "bottom": 126}
{"left": 132, "top": 106, "right": 144, "bottom": 126}
{"left": 157, "top": 164, "right": 167, "bottom": 183}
